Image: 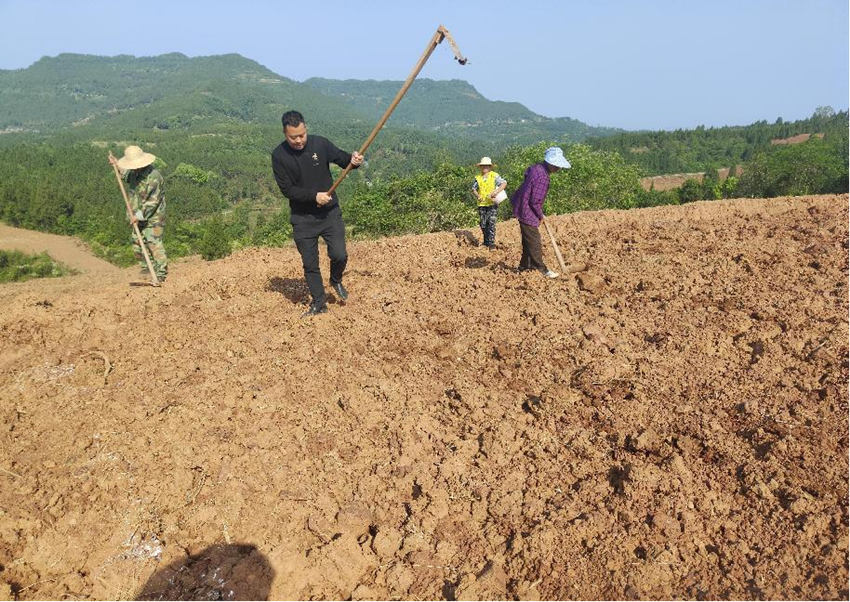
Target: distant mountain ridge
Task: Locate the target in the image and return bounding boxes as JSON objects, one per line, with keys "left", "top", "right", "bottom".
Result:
{"left": 0, "top": 52, "right": 619, "bottom": 147}
{"left": 0, "top": 52, "right": 366, "bottom": 133}
{"left": 303, "top": 77, "right": 620, "bottom": 146}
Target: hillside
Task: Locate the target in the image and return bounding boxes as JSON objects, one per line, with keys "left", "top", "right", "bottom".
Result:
{"left": 304, "top": 77, "right": 620, "bottom": 146}
{"left": 585, "top": 109, "right": 849, "bottom": 175}
{"left": 0, "top": 53, "right": 614, "bottom": 151}
{"left": 0, "top": 223, "right": 119, "bottom": 275}
{"left": 1, "top": 194, "right": 847, "bottom": 600}
{"left": 0, "top": 53, "right": 480, "bottom": 190}
{"left": 0, "top": 53, "right": 364, "bottom": 133}
{"left": 0, "top": 53, "right": 615, "bottom": 246}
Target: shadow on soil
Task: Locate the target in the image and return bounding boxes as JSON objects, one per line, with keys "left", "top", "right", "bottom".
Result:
{"left": 453, "top": 229, "right": 479, "bottom": 247}
{"left": 464, "top": 256, "right": 489, "bottom": 269}
{"left": 266, "top": 277, "right": 309, "bottom": 305}
{"left": 136, "top": 543, "right": 274, "bottom": 601}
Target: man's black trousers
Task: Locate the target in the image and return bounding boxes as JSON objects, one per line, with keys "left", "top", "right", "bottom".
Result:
{"left": 291, "top": 206, "right": 347, "bottom": 307}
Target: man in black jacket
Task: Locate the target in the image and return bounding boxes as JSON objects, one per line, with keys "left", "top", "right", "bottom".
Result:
{"left": 272, "top": 110, "right": 364, "bottom": 316}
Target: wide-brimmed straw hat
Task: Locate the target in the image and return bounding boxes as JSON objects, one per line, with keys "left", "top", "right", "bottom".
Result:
{"left": 117, "top": 145, "right": 156, "bottom": 170}
{"left": 477, "top": 156, "right": 494, "bottom": 166}
{"left": 544, "top": 147, "right": 571, "bottom": 169}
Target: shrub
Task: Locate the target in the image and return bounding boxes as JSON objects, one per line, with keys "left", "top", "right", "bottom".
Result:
{"left": 197, "top": 215, "right": 232, "bottom": 261}
{"left": 0, "top": 250, "right": 74, "bottom": 282}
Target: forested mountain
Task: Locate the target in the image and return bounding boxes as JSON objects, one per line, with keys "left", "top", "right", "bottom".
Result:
{"left": 0, "top": 52, "right": 615, "bottom": 151}
{"left": 303, "top": 77, "right": 621, "bottom": 146}
{"left": 0, "top": 52, "right": 488, "bottom": 200}
{"left": 0, "top": 53, "right": 362, "bottom": 133}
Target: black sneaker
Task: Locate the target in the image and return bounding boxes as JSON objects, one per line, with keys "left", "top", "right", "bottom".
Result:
{"left": 301, "top": 303, "right": 328, "bottom": 318}
{"left": 332, "top": 282, "right": 348, "bottom": 301}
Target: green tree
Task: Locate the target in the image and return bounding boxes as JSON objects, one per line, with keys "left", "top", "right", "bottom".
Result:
{"left": 813, "top": 106, "right": 836, "bottom": 120}
{"left": 197, "top": 215, "right": 232, "bottom": 260}
{"left": 721, "top": 176, "right": 739, "bottom": 198}
{"left": 500, "top": 142, "right": 643, "bottom": 213}
{"left": 738, "top": 134, "right": 848, "bottom": 197}
{"left": 679, "top": 179, "right": 703, "bottom": 203}
{"left": 701, "top": 168, "right": 721, "bottom": 200}
{"left": 173, "top": 162, "right": 216, "bottom": 184}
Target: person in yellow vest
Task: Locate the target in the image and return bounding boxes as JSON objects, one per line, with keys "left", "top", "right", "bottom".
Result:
{"left": 470, "top": 157, "right": 507, "bottom": 249}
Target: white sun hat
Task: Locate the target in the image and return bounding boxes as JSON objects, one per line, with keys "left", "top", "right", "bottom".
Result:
{"left": 543, "top": 146, "right": 571, "bottom": 169}
{"left": 477, "top": 156, "right": 494, "bottom": 166}
{"left": 117, "top": 145, "right": 156, "bottom": 170}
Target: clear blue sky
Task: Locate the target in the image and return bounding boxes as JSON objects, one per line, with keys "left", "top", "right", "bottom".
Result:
{"left": 0, "top": 0, "right": 847, "bottom": 130}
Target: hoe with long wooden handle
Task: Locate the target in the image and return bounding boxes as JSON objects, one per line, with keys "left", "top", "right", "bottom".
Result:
{"left": 541, "top": 217, "right": 568, "bottom": 273}
{"left": 327, "top": 24, "right": 467, "bottom": 195}
{"left": 109, "top": 153, "right": 160, "bottom": 286}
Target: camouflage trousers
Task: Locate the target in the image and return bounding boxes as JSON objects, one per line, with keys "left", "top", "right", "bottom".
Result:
{"left": 132, "top": 223, "right": 168, "bottom": 281}
{"left": 478, "top": 205, "right": 498, "bottom": 247}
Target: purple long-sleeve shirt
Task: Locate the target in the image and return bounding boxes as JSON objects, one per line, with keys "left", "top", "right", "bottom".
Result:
{"left": 510, "top": 162, "right": 550, "bottom": 227}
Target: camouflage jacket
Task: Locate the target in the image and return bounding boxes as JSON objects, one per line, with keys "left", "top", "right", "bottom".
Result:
{"left": 125, "top": 166, "right": 165, "bottom": 225}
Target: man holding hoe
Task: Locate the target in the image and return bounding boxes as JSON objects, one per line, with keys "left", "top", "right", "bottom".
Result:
{"left": 109, "top": 145, "right": 168, "bottom": 283}
{"left": 272, "top": 110, "right": 364, "bottom": 317}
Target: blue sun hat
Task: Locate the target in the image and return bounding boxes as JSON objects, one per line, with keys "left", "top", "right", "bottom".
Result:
{"left": 544, "top": 146, "right": 571, "bottom": 169}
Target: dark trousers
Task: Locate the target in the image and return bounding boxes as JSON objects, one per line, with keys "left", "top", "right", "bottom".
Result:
{"left": 291, "top": 206, "right": 347, "bottom": 306}
{"left": 478, "top": 205, "right": 498, "bottom": 247}
{"left": 518, "top": 221, "right": 549, "bottom": 273}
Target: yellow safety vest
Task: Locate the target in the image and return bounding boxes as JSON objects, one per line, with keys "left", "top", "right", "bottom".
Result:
{"left": 475, "top": 171, "right": 501, "bottom": 207}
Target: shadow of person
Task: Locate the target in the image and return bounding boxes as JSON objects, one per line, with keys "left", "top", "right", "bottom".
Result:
{"left": 453, "top": 229, "right": 479, "bottom": 247}
{"left": 136, "top": 543, "right": 274, "bottom": 601}
{"left": 266, "top": 276, "right": 309, "bottom": 305}
{"left": 464, "top": 256, "right": 488, "bottom": 269}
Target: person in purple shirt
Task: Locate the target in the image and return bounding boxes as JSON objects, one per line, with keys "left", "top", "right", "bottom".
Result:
{"left": 510, "top": 146, "right": 571, "bottom": 278}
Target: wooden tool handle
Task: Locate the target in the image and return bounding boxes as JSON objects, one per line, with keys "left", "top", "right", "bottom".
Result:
{"left": 109, "top": 154, "right": 160, "bottom": 285}
{"left": 541, "top": 217, "right": 568, "bottom": 273}
{"left": 327, "top": 26, "right": 466, "bottom": 196}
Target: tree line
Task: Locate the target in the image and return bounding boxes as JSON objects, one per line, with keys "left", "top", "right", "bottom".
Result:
{"left": 585, "top": 107, "right": 848, "bottom": 175}
{"left": 0, "top": 108, "right": 846, "bottom": 265}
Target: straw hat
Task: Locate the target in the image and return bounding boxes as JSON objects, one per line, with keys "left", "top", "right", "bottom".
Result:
{"left": 477, "top": 156, "right": 494, "bottom": 167}
{"left": 117, "top": 145, "right": 156, "bottom": 170}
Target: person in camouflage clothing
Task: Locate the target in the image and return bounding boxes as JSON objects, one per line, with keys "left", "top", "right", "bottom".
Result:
{"left": 110, "top": 145, "right": 168, "bottom": 282}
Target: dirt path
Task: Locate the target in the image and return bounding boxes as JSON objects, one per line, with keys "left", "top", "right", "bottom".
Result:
{"left": 0, "top": 223, "right": 121, "bottom": 275}
{"left": 0, "top": 195, "right": 847, "bottom": 600}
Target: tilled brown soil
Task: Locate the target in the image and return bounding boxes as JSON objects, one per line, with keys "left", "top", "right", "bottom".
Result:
{"left": 0, "top": 195, "right": 847, "bottom": 600}
{"left": 0, "top": 223, "right": 121, "bottom": 276}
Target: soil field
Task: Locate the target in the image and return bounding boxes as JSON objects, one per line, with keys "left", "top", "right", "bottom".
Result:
{"left": 640, "top": 172, "right": 707, "bottom": 192}
{"left": 771, "top": 133, "right": 824, "bottom": 146}
{"left": 0, "top": 195, "right": 847, "bottom": 600}
{"left": 640, "top": 168, "right": 740, "bottom": 193}
{"left": 0, "top": 224, "right": 121, "bottom": 276}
